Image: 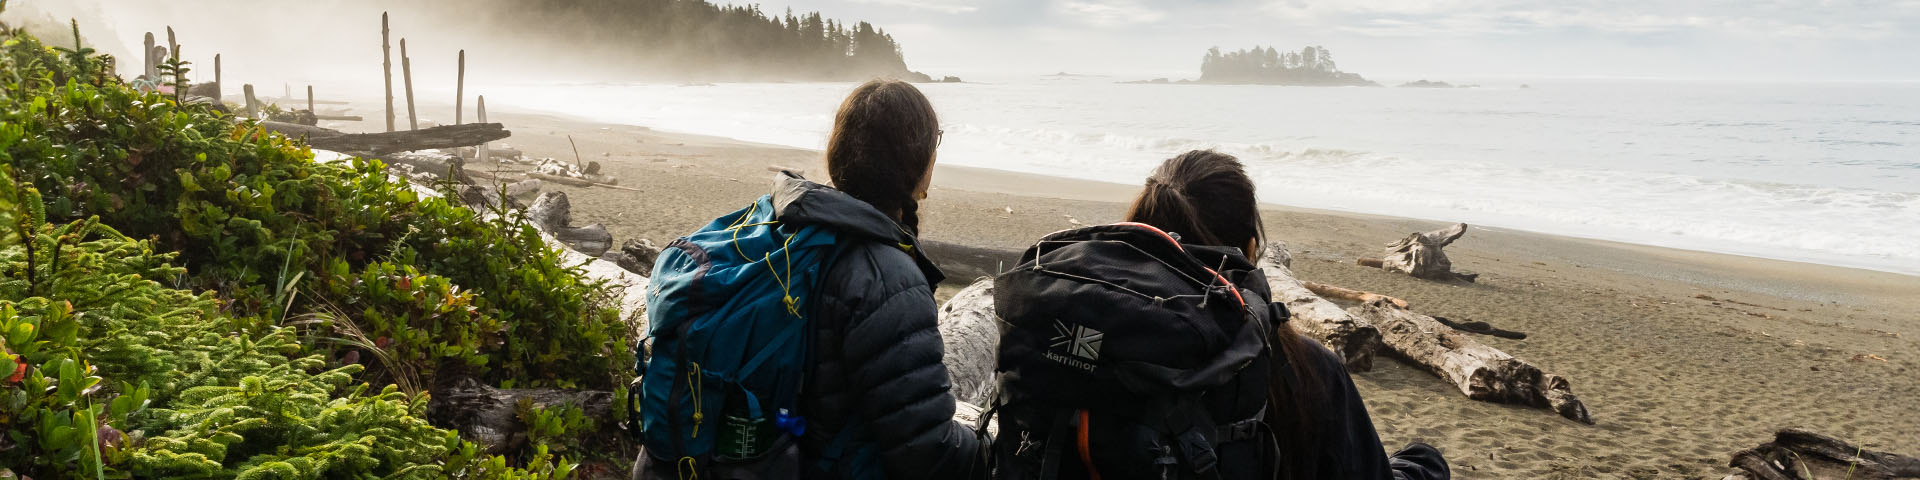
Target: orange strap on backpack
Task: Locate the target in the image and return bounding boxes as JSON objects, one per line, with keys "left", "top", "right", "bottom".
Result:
{"left": 1077, "top": 409, "right": 1102, "bottom": 480}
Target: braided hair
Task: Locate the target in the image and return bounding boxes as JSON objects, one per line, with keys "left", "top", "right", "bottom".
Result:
{"left": 825, "top": 79, "right": 941, "bottom": 235}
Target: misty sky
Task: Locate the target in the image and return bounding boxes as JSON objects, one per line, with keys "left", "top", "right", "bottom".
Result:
{"left": 737, "top": 0, "right": 1920, "bottom": 82}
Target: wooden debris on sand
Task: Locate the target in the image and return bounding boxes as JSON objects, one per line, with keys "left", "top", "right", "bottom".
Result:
{"left": 257, "top": 121, "right": 510, "bottom": 156}
{"left": 1724, "top": 428, "right": 1920, "bottom": 480}
{"left": 525, "top": 191, "right": 613, "bottom": 257}
{"left": 1359, "top": 222, "right": 1480, "bottom": 282}
{"left": 427, "top": 377, "right": 614, "bottom": 456}
{"left": 1259, "top": 242, "right": 1382, "bottom": 371}
{"left": 1353, "top": 299, "right": 1592, "bottom": 424}
{"left": 938, "top": 279, "right": 999, "bottom": 407}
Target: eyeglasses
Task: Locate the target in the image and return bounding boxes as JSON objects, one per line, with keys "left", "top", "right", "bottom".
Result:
{"left": 936, "top": 129, "right": 945, "bottom": 147}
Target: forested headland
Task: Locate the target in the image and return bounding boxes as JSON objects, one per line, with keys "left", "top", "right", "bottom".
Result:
{"left": 419, "top": 0, "right": 932, "bottom": 82}
{"left": 1197, "top": 45, "right": 1378, "bottom": 86}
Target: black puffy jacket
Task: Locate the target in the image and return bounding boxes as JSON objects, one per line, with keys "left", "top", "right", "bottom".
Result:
{"left": 1192, "top": 247, "right": 1449, "bottom": 480}
{"left": 770, "top": 174, "right": 984, "bottom": 480}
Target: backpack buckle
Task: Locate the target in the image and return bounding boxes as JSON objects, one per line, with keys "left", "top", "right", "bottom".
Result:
{"left": 1218, "top": 418, "right": 1262, "bottom": 443}
{"left": 1176, "top": 428, "right": 1217, "bottom": 474}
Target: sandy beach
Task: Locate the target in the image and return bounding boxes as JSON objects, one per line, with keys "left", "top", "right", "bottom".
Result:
{"left": 334, "top": 106, "right": 1917, "bottom": 478}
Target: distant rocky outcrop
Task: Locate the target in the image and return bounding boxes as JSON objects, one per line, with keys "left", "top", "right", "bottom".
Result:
{"left": 1398, "top": 79, "right": 1479, "bottom": 88}
{"left": 1194, "top": 45, "right": 1379, "bottom": 86}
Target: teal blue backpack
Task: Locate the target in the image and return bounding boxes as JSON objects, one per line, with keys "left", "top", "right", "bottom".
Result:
{"left": 639, "top": 195, "right": 842, "bottom": 477}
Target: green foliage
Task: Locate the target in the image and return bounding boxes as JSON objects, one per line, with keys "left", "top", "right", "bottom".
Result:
{"left": 0, "top": 17, "right": 631, "bottom": 479}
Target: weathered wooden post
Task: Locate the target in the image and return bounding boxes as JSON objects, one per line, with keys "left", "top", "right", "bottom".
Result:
{"left": 476, "top": 95, "right": 489, "bottom": 163}
{"left": 165, "top": 27, "right": 176, "bottom": 65}
{"left": 401, "top": 38, "right": 417, "bottom": 130}
{"left": 307, "top": 85, "right": 315, "bottom": 114}
{"left": 382, "top": 12, "right": 395, "bottom": 132}
{"left": 455, "top": 49, "right": 465, "bottom": 125}
{"left": 243, "top": 84, "right": 258, "bottom": 119}
{"left": 142, "top": 32, "right": 156, "bottom": 81}
{"left": 213, "top": 54, "right": 222, "bottom": 99}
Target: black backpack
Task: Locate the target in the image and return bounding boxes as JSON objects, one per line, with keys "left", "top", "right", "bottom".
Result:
{"left": 985, "top": 223, "right": 1279, "bottom": 480}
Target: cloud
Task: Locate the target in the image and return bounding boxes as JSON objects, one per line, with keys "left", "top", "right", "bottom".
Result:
{"left": 848, "top": 0, "right": 980, "bottom": 14}
{"left": 1053, "top": 0, "right": 1167, "bottom": 27}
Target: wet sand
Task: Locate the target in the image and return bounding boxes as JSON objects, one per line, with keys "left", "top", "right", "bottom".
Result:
{"left": 335, "top": 107, "right": 1920, "bottom": 478}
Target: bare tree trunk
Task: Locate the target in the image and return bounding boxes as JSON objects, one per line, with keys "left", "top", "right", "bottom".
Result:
{"left": 243, "top": 84, "right": 258, "bottom": 119}
{"left": 306, "top": 85, "right": 314, "bottom": 114}
{"left": 213, "top": 54, "right": 221, "bottom": 99}
{"left": 1725, "top": 428, "right": 1920, "bottom": 480}
{"left": 476, "top": 95, "right": 490, "bottom": 164}
{"left": 1354, "top": 299, "right": 1592, "bottom": 424}
{"left": 1259, "top": 242, "right": 1381, "bottom": 371}
{"left": 938, "top": 279, "right": 999, "bottom": 406}
{"left": 142, "top": 32, "right": 156, "bottom": 81}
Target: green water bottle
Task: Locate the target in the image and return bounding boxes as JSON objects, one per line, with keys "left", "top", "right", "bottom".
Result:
{"left": 715, "top": 390, "right": 774, "bottom": 461}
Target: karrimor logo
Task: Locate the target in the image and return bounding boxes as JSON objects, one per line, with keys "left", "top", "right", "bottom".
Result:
{"left": 1045, "top": 319, "right": 1102, "bottom": 372}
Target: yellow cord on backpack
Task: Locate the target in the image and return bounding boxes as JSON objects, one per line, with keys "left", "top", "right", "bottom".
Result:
{"left": 687, "top": 362, "right": 704, "bottom": 438}
{"left": 677, "top": 456, "right": 699, "bottom": 480}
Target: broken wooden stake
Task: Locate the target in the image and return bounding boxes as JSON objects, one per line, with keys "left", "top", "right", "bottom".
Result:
{"left": 382, "top": 12, "right": 395, "bottom": 132}
{"left": 306, "top": 85, "right": 314, "bottom": 114}
{"left": 400, "top": 38, "right": 417, "bottom": 130}
{"left": 455, "top": 49, "right": 465, "bottom": 125}
{"left": 242, "top": 84, "right": 258, "bottom": 119}
{"left": 476, "top": 95, "right": 489, "bottom": 164}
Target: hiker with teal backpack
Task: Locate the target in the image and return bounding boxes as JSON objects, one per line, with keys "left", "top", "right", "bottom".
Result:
{"left": 634, "top": 79, "right": 984, "bottom": 480}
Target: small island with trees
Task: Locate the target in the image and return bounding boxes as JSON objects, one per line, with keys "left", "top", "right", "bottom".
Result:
{"left": 1196, "top": 45, "right": 1378, "bottom": 86}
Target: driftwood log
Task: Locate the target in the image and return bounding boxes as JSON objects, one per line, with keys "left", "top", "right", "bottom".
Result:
{"left": 259, "top": 121, "right": 510, "bottom": 156}
{"left": 1354, "top": 299, "right": 1592, "bottom": 424}
{"left": 1725, "top": 428, "right": 1920, "bottom": 480}
{"left": 427, "top": 377, "right": 614, "bottom": 455}
{"left": 922, "top": 239, "right": 1024, "bottom": 283}
{"left": 379, "top": 151, "right": 472, "bottom": 184}
{"left": 1259, "top": 243, "right": 1381, "bottom": 371}
{"left": 1360, "top": 223, "right": 1479, "bottom": 282}
{"left": 525, "top": 191, "right": 613, "bottom": 257}
{"left": 938, "top": 279, "right": 999, "bottom": 406}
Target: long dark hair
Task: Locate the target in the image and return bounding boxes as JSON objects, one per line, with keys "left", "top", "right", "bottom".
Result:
{"left": 1124, "top": 150, "right": 1324, "bottom": 475}
{"left": 825, "top": 79, "right": 940, "bottom": 235}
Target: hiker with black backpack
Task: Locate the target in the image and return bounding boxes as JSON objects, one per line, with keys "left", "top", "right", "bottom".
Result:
{"left": 987, "top": 150, "right": 1450, "bottom": 480}
{"left": 634, "top": 79, "right": 983, "bottom": 480}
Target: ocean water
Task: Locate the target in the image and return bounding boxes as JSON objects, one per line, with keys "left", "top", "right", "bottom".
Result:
{"left": 489, "top": 78, "right": 1920, "bottom": 275}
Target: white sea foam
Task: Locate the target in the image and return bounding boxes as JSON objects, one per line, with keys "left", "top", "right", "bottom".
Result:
{"left": 486, "top": 79, "right": 1920, "bottom": 275}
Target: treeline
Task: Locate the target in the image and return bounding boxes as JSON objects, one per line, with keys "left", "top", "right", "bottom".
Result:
{"left": 424, "top": 0, "right": 926, "bottom": 81}
{"left": 1198, "top": 45, "right": 1377, "bottom": 86}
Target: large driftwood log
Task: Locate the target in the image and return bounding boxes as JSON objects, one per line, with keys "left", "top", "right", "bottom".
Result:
{"left": 1725, "top": 428, "right": 1920, "bottom": 480}
{"left": 1364, "top": 222, "right": 1478, "bottom": 282}
{"left": 922, "top": 239, "right": 1024, "bottom": 283}
{"left": 379, "top": 151, "right": 472, "bottom": 184}
{"left": 525, "top": 191, "right": 613, "bottom": 257}
{"left": 259, "top": 121, "right": 510, "bottom": 156}
{"left": 938, "top": 279, "right": 999, "bottom": 406}
{"left": 1303, "top": 281, "right": 1408, "bottom": 308}
{"left": 1354, "top": 299, "right": 1592, "bottom": 424}
{"left": 427, "top": 377, "right": 614, "bottom": 455}
{"left": 1259, "top": 243, "right": 1381, "bottom": 371}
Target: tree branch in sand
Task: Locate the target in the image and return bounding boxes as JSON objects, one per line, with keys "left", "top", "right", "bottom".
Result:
{"left": 1360, "top": 222, "right": 1479, "bottom": 282}
{"left": 1259, "top": 242, "right": 1382, "bottom": 371}
{"left": 427, "top": 377, "right": 614, "bottom": 455}
{"left": 258, "top": 121, "right": 510, "bottom": 156}
{"left": 1353, "top": 299, "right": 1592, "bottom": 424}
{"left": 1303, "top": 281, "right": 1408, "bottom": 308}
{"left": 1724, "top": 428, "right": 1920, "bottom": 480}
